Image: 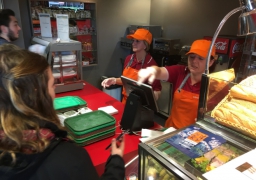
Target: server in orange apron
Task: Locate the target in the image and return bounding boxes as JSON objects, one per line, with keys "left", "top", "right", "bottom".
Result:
{"left": 137, "top": 39, "right": 216, "bottom": 129}
{"left": 101, "top": 28, "right": 162, "bottom": 104}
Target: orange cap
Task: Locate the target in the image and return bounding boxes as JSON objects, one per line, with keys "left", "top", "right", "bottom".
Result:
{"left": 186, "top": 39, "right": 216, "bottom": 59}
{"left": 126, "top": 28, "right": 152, "bottom": 45}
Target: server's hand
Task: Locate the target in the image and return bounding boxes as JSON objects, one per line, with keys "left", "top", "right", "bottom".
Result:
{"left": 138, "top": 66, "right": 157, "bottom": 85}
{"left": 101, "top": 78, "right": 116, "bottom": 88}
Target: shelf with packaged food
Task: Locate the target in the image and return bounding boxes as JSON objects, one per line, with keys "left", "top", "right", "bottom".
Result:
{"left": 82, "top": 63, "right": 97, "bottom": 67}
{"left": 32, "top": 19, "right": 40, "bottom": 25}
{"left": 32, "top": 17, "right": 95, "bottom": 22}
{"left": 75, "top": 33, "right": 97, "bottom": 36}
{"left": 30, "top": 1, "right": 98, "bottom": 67}
{"left": 53, "top": 64, "right": 78, "bottom": 69}
{"left": 82, "top": 50, "right": 97, "bottom": 52}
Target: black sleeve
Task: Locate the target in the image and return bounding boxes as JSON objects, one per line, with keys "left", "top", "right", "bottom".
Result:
{"left": 100, "top": 155, "right": 125, "bottom": 180}
{"left": 30, "top": 141, "right": 100, "bottom": 180}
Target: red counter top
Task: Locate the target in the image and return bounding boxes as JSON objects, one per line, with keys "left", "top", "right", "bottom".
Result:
{"left": 55, "top": 82, "right": 140, "bottom": 175}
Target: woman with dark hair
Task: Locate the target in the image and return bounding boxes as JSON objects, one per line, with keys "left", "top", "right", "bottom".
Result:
{"left": 101, "top": 28, "right": 162, "bottom": 104}
{"left": 0, "top": 49, "right": 125, "bottom": 180}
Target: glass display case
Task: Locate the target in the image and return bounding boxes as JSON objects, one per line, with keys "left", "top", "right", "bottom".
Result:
{"left": 237, "top": 34, "right": 256, "bottom": 83}
{"left": 139, "top": 69, "right": 256, "bottom": 179}
{"left": 30, "top": 1, "right": 97, "bottom": 66}
{"left": 31, "top": 36, "right": 83, "bottom": 93}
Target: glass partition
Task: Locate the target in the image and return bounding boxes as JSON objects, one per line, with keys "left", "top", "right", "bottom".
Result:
{"left": 197, "top": 68, "right": 256, "bottom": 141}
{"left": 138, "top": 69, "right": 256, "bottom": 180}
{"left": 0, "top": 0, "right": 3, "bottom": 9}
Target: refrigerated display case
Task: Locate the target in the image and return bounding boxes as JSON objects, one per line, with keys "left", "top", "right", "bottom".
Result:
{"left": 139, "top": 69, "right": 256, "bottom": 179}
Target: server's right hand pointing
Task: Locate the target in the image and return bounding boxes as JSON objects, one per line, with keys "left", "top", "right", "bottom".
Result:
{"left": 137, "top": 66, "right": 157, "bottom": 85}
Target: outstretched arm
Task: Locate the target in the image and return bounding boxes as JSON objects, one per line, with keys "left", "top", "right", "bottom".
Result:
{"left": 101, "top": 77, "right": 122, "bottom": 88}
{"left": 138, "top": 66, "right": 169, "bottom": 85}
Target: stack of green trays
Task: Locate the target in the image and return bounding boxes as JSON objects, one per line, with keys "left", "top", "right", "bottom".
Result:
{"left": 64, "top": 110, "right": 116, "bottom": 146}
{"left": 54, "top": 96, "right": 87, "bottom": 113}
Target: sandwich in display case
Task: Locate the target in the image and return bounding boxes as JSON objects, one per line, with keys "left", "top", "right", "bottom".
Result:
{"left": 138, "top": 69, "right": 256, "bottom": 180}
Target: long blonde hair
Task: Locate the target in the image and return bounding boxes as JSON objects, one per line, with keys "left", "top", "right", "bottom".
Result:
{"left": 0, "top": 50, "right": 62, "bottom": 161}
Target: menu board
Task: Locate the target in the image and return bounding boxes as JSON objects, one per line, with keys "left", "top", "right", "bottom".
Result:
{"left": 165, "top": 125, "right": 226, "bottom": 158}
{"left": 56, "top": 14, "right": 69, "bottom": 41}
{"left": 38, "top": 13, "right": 52, "bottom": 37}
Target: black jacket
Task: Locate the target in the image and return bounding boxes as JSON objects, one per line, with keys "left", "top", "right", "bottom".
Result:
{"left": 0, "top": 37, "right": 9, "bottom": 45}
{"left": 0, "top": 121, "right": 125, "bottom": 180}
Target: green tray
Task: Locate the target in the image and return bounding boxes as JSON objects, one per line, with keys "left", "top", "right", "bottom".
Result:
{"left": 69, "top": 127, "right": 116, "bottom": 146}
{"left": 64, "top": 110, "right": 116, "bottom": 136}
{"left": 66, "top": 123, "right": 115, "bottom": 139}
{"left": 54, "top": 96, "right": 87, "bottom": 112}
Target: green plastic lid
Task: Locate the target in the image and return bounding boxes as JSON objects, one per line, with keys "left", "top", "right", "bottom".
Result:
{"left": 54, "top": 96, "right": 87, "bottom": 111}
{"left": 64, "top": 110, "right": 116, "bottom": 135}
{"left": 69, "top": 127, "right": 116, "bottom": 146}
{"left": 70, "top": 127, "right": 116, "bottom": 143}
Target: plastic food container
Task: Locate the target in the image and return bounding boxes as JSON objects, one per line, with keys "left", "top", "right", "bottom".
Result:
{"left": 64, "top": 110, "right": 116, "bottom": 146}
{"left": 54, "top": 96, "right": 87, "bottom": 113}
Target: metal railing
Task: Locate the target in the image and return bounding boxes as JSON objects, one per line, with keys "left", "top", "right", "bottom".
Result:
{"left": 0, "top": 0, "right": 3, "bottom": 9}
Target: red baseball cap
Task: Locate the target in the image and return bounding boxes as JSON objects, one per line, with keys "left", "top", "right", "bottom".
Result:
{"left": 126, "top": 28, "right": 152, "bottom": 45}
{"left": 186, "top": 39, "right": 216, "bottom": 58}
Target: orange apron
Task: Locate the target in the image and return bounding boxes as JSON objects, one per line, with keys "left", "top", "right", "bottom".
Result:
{"left": 121, "top": 54, "right": 147, "bottom": 104}
{"left": 122, "top": 67, "right": 139, "bottom": 104}
{"left": 165, "top": 73, "right": 199, "bottom": 129}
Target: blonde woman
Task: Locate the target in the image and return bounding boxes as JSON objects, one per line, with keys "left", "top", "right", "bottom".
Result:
{"left": 101, "top": 28, "right": 162, "bottom": 104}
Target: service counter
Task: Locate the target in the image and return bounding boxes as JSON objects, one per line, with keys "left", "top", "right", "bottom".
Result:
{"left": 55, "top": 81, "right": 161, "bottom": 175}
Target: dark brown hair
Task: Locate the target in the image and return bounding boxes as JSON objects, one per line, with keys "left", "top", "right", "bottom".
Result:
{"left": 0, "top": 9, "right": 15, "bottom": 33}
